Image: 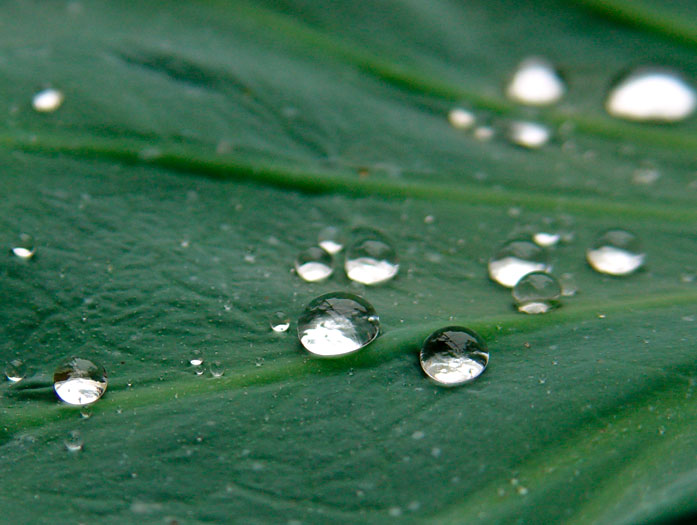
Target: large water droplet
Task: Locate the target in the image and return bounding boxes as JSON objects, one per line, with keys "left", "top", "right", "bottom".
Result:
{"left": 513, "top": 271, "right": 561, "bottom": 314}
{"left": 11, "top": 233, "right": 36, "bottom": 259}
{"left": 419, "top": 326, "right": 489, "bottom": 386}
{"left": 318, "top": 226, "right": 344, "bottom": 254}
{"left": 509, "top": 121, "right": 550, "bottom": 149}
{"left": 270, "top": 311, "right": 291, "bottom": 333}
{"left": 606, "top": 69, "right": 696, "bottom": 122}
{"left": 64, "top": 430, "right": 84, "bottom": 452}
{"left": 345, "top": 228, "right": 399, "bottom": 285}
{"left": 53, "top": 358, "right": 107, "bottom": 406}
{"left": 506, "top": 57, "right": 564, "bottom": 106}
{"left": 295, "top": 246, "right": 333, "bottom": 282}
{"left": 297, "top": 292, "right": 380, "bottom": 357}
{"left": 587, "top": 229, "right": 645, "bottom": 276}
{"left": 448, "top": 108, "right": 476, "bottom": 130}
{"left": 488, "top": 239, "right": 550, "bottom": 287}
{"left": 33, "top": 88, "right": 64, "bottom": 112}
{"left": 4, "top": 359, "right": 26, "bottom": 382}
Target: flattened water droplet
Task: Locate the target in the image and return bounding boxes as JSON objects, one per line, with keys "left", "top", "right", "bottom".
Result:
{"left": 295, "top": 246, "right": 333, "bottom": 282}
{"left": 606, "top": 68, "right": 696, "bottom": 122}
{"left": 32, "top": 88, "right": 64, "bottom": 112}
{"left": 4, "top": 359, "right": 26, "bottom": 382}
{"left": 11, "top": 233, "right": 36, "bottom": 259}
{"left": 587, "top": 229, "right": 645, "bottom": 276}
{"left": 448, "top": 108, "right": 476, "bottom": 130}
{"left": 270, "top": 311, "right": 291, "bottom": 333}
{"left": 345, "top": 228, "right": 398, "bottom": 285}
{"left": 506, "top": 57, "right": 564, "bottom": 106}
{"left": 488, "top": 239, "right": 550, "bottom": 288}
{"left": 64, "top": 430, "right": 83, "bottom": 452}
{"left": 513, "top": 271, "right": 561, "bottom": 314}
{"left": 318, "top": 226, "right": 344, "bottom": 254}
{"left": 297, "top": 292, "right": 380, "bottom": 357}
{"left": 419, "top": 326, "right": 489, "bottom": 386}
{"left": 53, "top": 358, "right": 107, "bottom": 406}
{"left": 509, "top": 121, "right": 550, "bottom": 149}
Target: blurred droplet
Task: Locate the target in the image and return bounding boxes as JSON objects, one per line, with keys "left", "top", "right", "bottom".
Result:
{"left": 506, "top": 57, "right": 564, "bottom": 106}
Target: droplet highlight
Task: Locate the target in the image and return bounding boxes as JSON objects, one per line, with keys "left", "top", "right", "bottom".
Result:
{"left": 297, "top": 292, "right": 380, "bottom": 357}
{"left": 587, "top": 229, "right": 645, "bottom": 276}
{"left": 488, "top": 239, "right": 550, "bottom": 288}
{"left": 448, "top": 108, "right": 476, "bottom": 130}
{"left": 32, "top": 88, "right": 64, "bottom": 113}
{"left": 506, "top": 57, "right": 564, "bottom": 106}
{"left": 345, "top": 228, "right": 399, "bottom": 285}
{"left": 295, "top": 246, "right": 333, "bottom": 282}
{"left": 53, "top": 358, "right": 107, "bottom": 406}
{"left": 513, "top": 271, "right": 561, "bottom": 314}
{"left": 11, "top": 233, "right": 36, "bottom": 259}
{"left": 420, "top": 326, "right": 489, "bottom": 386}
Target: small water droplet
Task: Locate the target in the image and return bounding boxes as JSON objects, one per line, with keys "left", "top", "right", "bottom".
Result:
{"left": 509, "top": 121, "right": 550, "bottom": 149}
{"left": 587, "top": 229, "right": 645, "bottom": 276}
{"left": 209, "top": 361, "right": 225, "bottom": 377}
{"left": 318, "top": 226, "right": 344, "bottom": 254}
{"left": 388, "top": 507, "right": 403, "bottom": 517}
{"left": 295, "top": 246, "right": 333, "bottom": 282}
{"left": 80, "top": 406, "right": 93, "bottom": 419}
{"left": 632, "top": 167, "right": 661, "bottom": 185}
{"left": 420, "top": 326, "right": 489, "bottom": 386}
{"left": 473, "top": 126, "right": 495, "bottom": 141}
{"left": 345, "top": 228, "right": 398, "bottom": 285}
{"left": 270, "top": 311, "right": 291, "bottom": 333}
{"left": 559, "top": 273, "right": 578, "bottom": 296}
{"left": 297, "top": 292, "right": 380, "bottom": 357}
{"left": 506, "top": 57, "right": 564, "bottom": 106}
{"left": 11, "top": 233, "right": 36, "bottom": 259}
{"left": 606, "top": 68, "right": 696, "bottom": 122}
{"left": 189, "top": 350, "right": 203, "bottom": 367}
{"left": 448, "top": 108, "right": 476, "bottom": 130}
{"left": 424, "top": 215, "right": 435, "bottom": 224}
{"left": 193, "top": 364, "right": 206, "bottom": 376}
{"left": 513, "top": 272, "right": 561, "bottom": 314}
{"left": 488, "top": 239, "right": 550, "bottom": 288}
{"left": 53, "top": 358, "right": 107, "bottom": 406}
{"left": 33, "top": 88, "right": 64, "bottom": 112}
{"left": 4, "top": 359, "right": 26, "bottom": 382}
{"left": 411, "top": 430, "right": 425, "bottom": 440}
{"left": 533, "top": 232, "right": 560, "bottom": 248}
{"left": 64, "top": 430, "right": 83, "bottom": 452}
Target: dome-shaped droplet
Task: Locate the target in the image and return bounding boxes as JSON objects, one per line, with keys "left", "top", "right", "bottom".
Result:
{"left": 270, "top": 311, "right": 291, "bottom": 333}
{"left": 318, "top": 226, "right": 344, "bottom": 254}
{"left": 448, "top": 108, "right": 476, "bottom": 130}
{"left": 64, "top": 430, "right": 84, "bottom": 452}
{"left": 33, "top": 88, "right": 64, "bottom": 113}
{"left": 345, "top": 228, "right": 399, "bottom": 285}
{"left": 11, "top": 233, "right": 36, "bottom": 259}
{"left": 606, "top": 68, "right": 696, "bottom": 122}
{"left": 513, "top": 271, "right": 561, "bottom": 314}
{"left": 506, "top": 57, "right": 565, "bottom": 106}
{"left": 419, "top": 326, "right": 489, "bottom": 386}
{"left": 295, "top": 246, "right": 333, "bottom": 282}
{"left": 297, "top": 292, "right": 380, "bottom": 357}
{"left": 509, "top": 121, "right": 550, "bottom": 149}
{"left": 4, "top": 359, "right": 26, "bottom": 383}
{"left": 488, "top": 239, "right": 551, "bottom": 288}
{"left": 209, "top": 361, "right": 225, "bottom": 378}
{"left": 53, "top": 358, "right": 107, "bottom": 406}
{"left": 586, "top": 229, "right": 645, "bottom": 276}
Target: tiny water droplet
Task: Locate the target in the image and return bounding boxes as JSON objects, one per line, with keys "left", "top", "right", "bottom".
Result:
{"left": 587, "top": 229, "right": 645, "bottom": 276}
{"left": 506, "top": 57, "right": 564, "bottom": 106}
{"left": 11, "top": 233, "right": 36, "bottom": 259}
{"left": 270, "top": 311, "right": 291, "bottom": 333}
{"left": 509, "top": 121, "right": 550, "bottom": 149}
{"left": 189, "top": 350, "right": 203, "bottom": 367}
{"left": 33, "top": 88, "right": 64, "bottom": 112}
{"left": 64, "top": 430, "right": 83, "bottom": 452}
{"left": 513, "top": 271, "right": 561, "bottom": 314}
{"left": 632, "top": 167, "right": 660, "bottom": 185}
{"left": 80, "top": 406, "right": 93, "bottom": 419}
{"left": 419, "top": 326, "right": 489, "bottom": 386}
{"left": 295, "top": 246, "right": 333, "bottom": 282}
{"left": 297, "top": 292, "right": 380, "bottom": 357}
{"left": 448, "top": 108, "right": 476, "bottom": 130}
{"left": 255, "top": 357, "right": 265, "bottom": 367}
{"left": 606, "top": 68, "right": 696, "bottom": 122}
{"left": 53, "top": 358, "right": 107, "bottom": 406}
{"left": 318, "top": 226, "right": 344, "bottom": 254}
{"left": 4, "top": 359, "right": 26, "bottom": 382}
{"left": 488, "top": 239, "right": 550, "bottom": 288}
{"left": 209, "top": 361, "right": 225, "bottom": 377}
{"left": 533, "top": 232, "right": 560, "bottom": 248}
{"left": 473, "top": 126, "right": 495, "bottom": 141}
{"left": 560, "top": 273, "right": 578, "bottom": 296}
{"left": 345, "top": 228, "right": 398, "bottom": 285}
{"left": 193, "top": 364, "right": 205, "bottom": 376}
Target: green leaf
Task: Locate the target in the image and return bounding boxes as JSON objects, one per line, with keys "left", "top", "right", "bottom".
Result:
{"left": 2, "top": 1, "right": 697, "bottom": 523}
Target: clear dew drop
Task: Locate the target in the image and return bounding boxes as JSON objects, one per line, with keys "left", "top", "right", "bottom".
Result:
{"left": 11, "top": 233, "right": 36, "bottom": 259}
{"left": 64, "top": 430, "right": 84, "bottom": 452}
{"left": 513, "top": 271, "right": 561, "bottom": 314}
{"left": 506, "top": 57, "right": 565, "bottom": 106}
{"left": 32, "top": 88, "right": 64, "bottom": 112}
{"left": 209, "top": 361, "right": 225, "bottom": 378}
{"left": 448, "top": 108, "right": 476, "bottom": 130}
{"left": 345, "top": 228, "right": 399, "bottom": 285}
{"left": 586, "top": 229, "right": 645, "bottom": 276}
{"left": 488, "top": 239, "right": 551, "bottom": 288}
{"left": 4, "top": 359, "right": 26, "bottom": 383}
{"left": 606, "top": 68, "right": 696, "bottom": 122}
{"left": 533, "top": 232, "right": 560, "bottom": 248}
{"left": 318, "top": 226, "right": 344, "bottom": 254}
{"left": 80, "top": 406, "right": 93, "bottom": 419}
{"left": 295, "top": 246, "right": 334, "bottom": 282}
{"left": 297, "top": 292, "right": 380, "bottom": 357}
{"left": 419, "top": 326, "right": 489, "bottom": 386}
{"left": 270, "top": 311, "right": 291, "bottom": 333}
{"left": 560, "top": 273, "right": 578, "bottom": 297}
{"left": 509, "top": 121, "right": 550, "bottom": 149}
{"left": 189, "top": 350, "right": 203, "bottom": 366}
{"left": 53, "top": 357, "right": 107, "bottom": 406}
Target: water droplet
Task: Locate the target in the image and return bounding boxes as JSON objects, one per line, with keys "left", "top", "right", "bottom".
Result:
{"left": 53, "top": 358, "right": 107, "bottom": 406}
{"left": 606, "top": 68, "right": 696, "bottom": 122}
{"left": 80, "top": 406, "right": 93, "bottom": 419}
{"left": 513, "top": 271, "right": 561, "bottom": 314}
{"left": 533, "top": 232, "right": 560, "bottom": 248}
{"left": 632, "top": 167, "right": 661, "bottom": 185}
{"left": 318, "top": 226, "right": 344, "bottom": 254}
{"left": 32, "top": 88, "right": 64, "bottom": 112}
{"left": 473, "top": 126, "right": 495, "bottom": 141}
{"left": 509, "top": 121, "right": 550, "bottom": 149}
{"left": 488, "top": 239, "right": 550, "bottom": 288}
{"left": 297, "top": 292, "right": 380, "bottom": 357}
{"left": 560, "top": 273, "right": 578, "bottom": 296}
{"left": 11, "top": 233, "right": 36, "bottom": 259}
{"left": 419, "top": 326, "right": 489, "bottom": 386}
{"left": 270, "top": 311, "right": 291, "bottom": 333}
{"left": 209, "top": 361, "right": 225, "bottom": 377}
{"left": 64, "top": 430, "right": 83, "bottom": 452}
{"left": 295, "top": 246, "right": 333, "bottom": 282}
{"left": 506, "top": 57, "right": 564, "bottom": 106}
{"left": 345, "top": 228, "right": 399, "bottom": 285}
{"left": 189, "top": 350, "right": 203, "bottom": 366}
{"left": 586, "top": 229, "right": 645, "bottom": 276}
{"left": 4, "top": 359, "right": 26, "bottom": 382}
{"left": 193, "top": 364, "right": 205, "bottom": 376}
{"left": 448, "top": 108, "right": 476, "bottom": 130}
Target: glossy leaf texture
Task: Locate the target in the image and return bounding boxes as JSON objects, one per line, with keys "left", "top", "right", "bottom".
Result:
{"left": 1, "top": 1, "right": 697, "bottom": 523}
